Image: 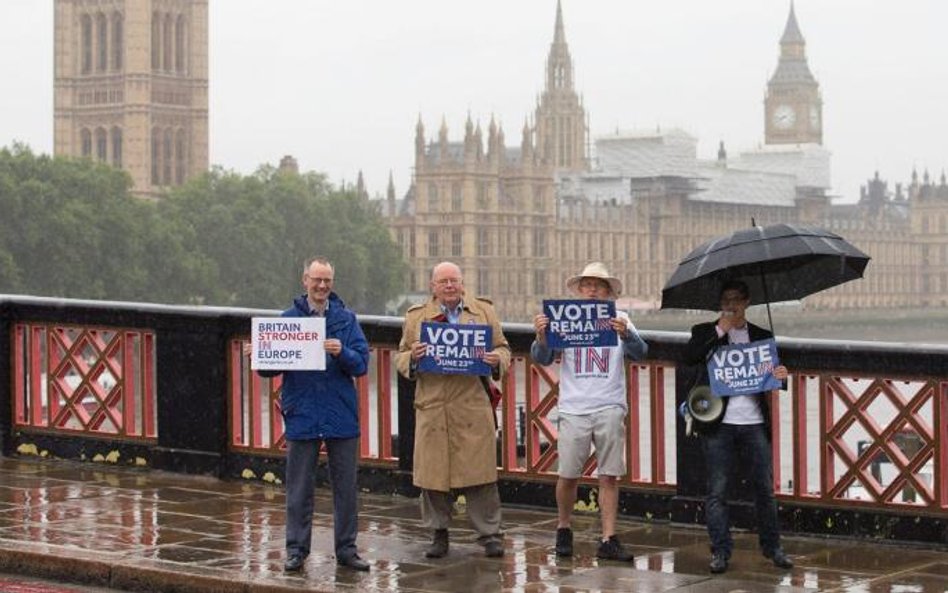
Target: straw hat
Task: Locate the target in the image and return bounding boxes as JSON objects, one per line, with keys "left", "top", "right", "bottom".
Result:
{"left": 566, "top": 262, "right": 622, "bottom": 297}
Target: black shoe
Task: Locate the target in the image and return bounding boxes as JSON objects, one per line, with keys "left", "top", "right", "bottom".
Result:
{"left": 709, "top": 552, "right": 728, "bottom": 574}
{"left": 596, "top": 535, "right": 633, "bottom": 562}
{"left": 484, "top": 539, "right": 505, "bottom": 558}
{"left": 337, "top": 554, "right": 371, "bottom": 571}
{"left": 555, "top": 527, "right": 574, "bottom": 557}
{"left": 765, "top": 548, "right": 794, "bottom": 569}
{"left": 284, "top": 553, "right": 305, "bottom": 572}
{"left": 425, "top": 529, "right": 449, "bottom": 558}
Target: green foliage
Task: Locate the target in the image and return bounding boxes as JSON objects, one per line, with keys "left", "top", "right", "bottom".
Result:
{"left": 0, "top": 145, "right": 406, "bottom": 313}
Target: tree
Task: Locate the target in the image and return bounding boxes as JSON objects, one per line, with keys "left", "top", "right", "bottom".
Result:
{"left": 0, "top": 145, "right": 406, "bottom": 312}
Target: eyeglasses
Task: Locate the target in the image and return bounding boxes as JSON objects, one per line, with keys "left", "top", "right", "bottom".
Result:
{"left": 579, "top": 279, "right": 608, "bottom": 290}
{"left": 306, "top": 277, "right": 333, "bottom": 285}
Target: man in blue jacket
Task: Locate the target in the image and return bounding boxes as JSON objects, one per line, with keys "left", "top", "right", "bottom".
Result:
{"left": 258, "top": 257, "right": 370, "bottom": 572}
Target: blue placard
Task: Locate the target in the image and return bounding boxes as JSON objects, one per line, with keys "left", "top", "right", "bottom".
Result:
{"left": 707, "top": 338, "right": 783, "bottom": 397}
{"left": 418, "top": 322, "right": 493, "bottom": 376}
{"left": 543, "top": 299, "right": 618, "bottom": 349}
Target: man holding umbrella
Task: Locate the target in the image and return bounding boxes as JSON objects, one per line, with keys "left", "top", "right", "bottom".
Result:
{"left": 664, "top": 222, "right": 868, "bottom": 574}
{"left": 683, "top": 279, "right": 793, "bottom": 574}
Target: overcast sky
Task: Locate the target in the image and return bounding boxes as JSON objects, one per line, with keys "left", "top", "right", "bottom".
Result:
{"left": 1, "top": 1, "right": 946, "bottom": 203}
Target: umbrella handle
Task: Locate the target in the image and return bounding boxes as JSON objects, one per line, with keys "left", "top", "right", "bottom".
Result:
{"left": 759, "top": 266, "right": 775, "bottom": 335}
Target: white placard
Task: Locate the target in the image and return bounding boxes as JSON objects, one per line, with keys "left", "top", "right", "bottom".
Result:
{"left": 251, "top": 317, "right": 326, "bottom": 371}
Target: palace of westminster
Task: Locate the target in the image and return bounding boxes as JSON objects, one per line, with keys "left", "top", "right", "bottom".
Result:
{"left": 52, "top": 1, "right": 948, "bottom": 321}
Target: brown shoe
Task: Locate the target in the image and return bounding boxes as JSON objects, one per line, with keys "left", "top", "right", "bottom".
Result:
{"left": 425, "top": 529, "right": 449, "bottom": 558}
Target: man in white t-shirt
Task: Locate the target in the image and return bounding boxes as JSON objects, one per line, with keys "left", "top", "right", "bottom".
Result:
{"left": 683, "top": 279, "right": 793, "bottom": 575}
{"left": 531, "top": 262, "right": 648, "bottom": 561}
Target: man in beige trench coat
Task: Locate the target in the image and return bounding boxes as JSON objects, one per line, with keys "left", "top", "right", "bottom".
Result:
{"left": 396, "top": 261, "right": 511, "bottom": 559}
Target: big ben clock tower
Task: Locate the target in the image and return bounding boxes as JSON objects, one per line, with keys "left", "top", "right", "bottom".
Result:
{"left": 764, "top": 2, "right": 822, "bottom": 145}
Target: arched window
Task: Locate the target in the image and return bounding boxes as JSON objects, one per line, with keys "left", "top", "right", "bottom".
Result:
{"left": 151, "top": 127, "right": 160, "bottom": 184}
{"left": 162, "top": 128, "right": 172, "bottom": 185}
{"left": 96, "top": 13, "right": 108, "bottom": 72}
{"left": 111, "top": 13, "right": 123, "bottom": 70}
{"left": 175, "top": 129, "right": 186, "bottom": 184}
{"left": 81, "top": 15, "right": 92, "bottom": 74}
{"left": 151, "top": 12, "right": 160, "bottom": 70}
{"left": 94, "top": 127, "right": 107, "bottom": 161}
{"left": 175, "top": 15, "right": 186, "bottom": 73}
{"left": 163, "top": 14, "right": 173, "bottom": 71}
{"left": 80, "top": 128, "right": 92, "bottom": 157}
{"left": 111, "top": 127, "right": 123, "bottom": 167}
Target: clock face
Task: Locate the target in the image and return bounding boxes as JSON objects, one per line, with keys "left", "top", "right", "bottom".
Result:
{"left": 809, "top": 105, "right": 820, "bottom": 129}
{"left": 773, "top": 105, "right": 796, "bottom": 129}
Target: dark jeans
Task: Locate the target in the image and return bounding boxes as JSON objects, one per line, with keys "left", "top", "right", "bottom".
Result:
{"left": 285, "top": 437, "right": 359, "bottom": 561}
{"left": 703, "top": 423, "right": 780, "bottom": 558}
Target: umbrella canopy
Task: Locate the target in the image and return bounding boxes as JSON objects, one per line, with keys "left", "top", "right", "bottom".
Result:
{"left": 661, "top": 223, "right": 870, "bottom": 312}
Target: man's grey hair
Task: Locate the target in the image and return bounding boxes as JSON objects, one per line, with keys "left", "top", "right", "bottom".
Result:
{"left": 303, "top": 257, "right": 334, "bottom": 274}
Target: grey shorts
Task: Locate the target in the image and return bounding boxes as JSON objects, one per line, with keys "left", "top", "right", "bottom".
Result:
{"left": 556, "top": 407, "right": 627, "bottom": 479}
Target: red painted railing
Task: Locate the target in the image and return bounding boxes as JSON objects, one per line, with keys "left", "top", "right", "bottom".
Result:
{"left": 772, "top": 373, "right": 948, "bottom": 510}
{"left": 12, "top": 323, "right": 157, "bottom": 440}
{"left": 227, "top": 339, "right": 676, "bottom": 486}
{"left": 228, "top": 340, "right": 400, "bottom": 466}
{"left": 8, "top": 309, "right": 945, "bottom": 516}
{"left": 504, "top": 356, "right": 675, "bottom": 489}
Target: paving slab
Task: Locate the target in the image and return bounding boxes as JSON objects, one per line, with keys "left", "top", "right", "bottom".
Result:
{"left": 1, "top": 457, "right": 947, "bottom": 592}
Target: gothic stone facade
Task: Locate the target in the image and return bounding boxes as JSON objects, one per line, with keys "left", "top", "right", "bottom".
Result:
{"left": 386, "top": 3, "right": 946, "bottom": 321}
{"left": 54, "top": 0, "right": 208, "bottom": 197}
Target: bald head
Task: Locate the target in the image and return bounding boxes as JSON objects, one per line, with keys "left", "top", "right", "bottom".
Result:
{"left": 430, "top": 261, "right": 464, "bottom": 308}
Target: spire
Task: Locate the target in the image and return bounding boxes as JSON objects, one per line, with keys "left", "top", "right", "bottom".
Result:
{"left": 386, "top": 170, "right": 396, "bottom": 217}
{"left": 554, "top": 0, "right": 566, "bottom": 46}
{"left": 439, "top": 116, "right": 449, "bottom": 158}
{"left": 771, "top": 1, "right": 813, "bottom": 80}
{"left": 474, "top": 121, "right": 483, "bottom": 160}
{"left": 415, "top": 115, "right": 425, "bottom": 159}
{"left": 780, "top": 1, "right": 805, "bottom": 46}
{"left": 545, "top": 0, "right": 573, "bottom": 91}
{"left": 355, "top": 170, "right": 367, "bottom": 200}
{"left": 521, "top": 118, "right": 533, "bottom": 162}
{"left": 535, "top": 0, "right": 587, "bottom": 172}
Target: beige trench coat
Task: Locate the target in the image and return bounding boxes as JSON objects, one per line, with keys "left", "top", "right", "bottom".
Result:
{"left": 396, "top": 297, "right": 511, "bottom": 492}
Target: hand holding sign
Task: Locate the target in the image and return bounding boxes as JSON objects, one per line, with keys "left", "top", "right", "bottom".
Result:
{"left": 324, "top": 338, "right": 342, "bottom": 356}
{"left": 482, "top": 349, "right": 501, "bottom": 368}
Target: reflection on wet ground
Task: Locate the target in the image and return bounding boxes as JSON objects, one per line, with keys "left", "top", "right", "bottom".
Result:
{"left": 0, "top": 457, "right": 946, "bottom": 592}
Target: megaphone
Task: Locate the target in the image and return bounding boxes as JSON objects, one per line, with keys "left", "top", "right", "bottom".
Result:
{"left": 687, "top": 385, "right": 724, "bottom": 424}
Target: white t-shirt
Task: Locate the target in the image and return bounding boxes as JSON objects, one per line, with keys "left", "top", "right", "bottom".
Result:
{"left": 719, "top": 324, "right": 765, "bottom": 425}
{"left": 557, "top": 312, "right": 631, "bottom": 416}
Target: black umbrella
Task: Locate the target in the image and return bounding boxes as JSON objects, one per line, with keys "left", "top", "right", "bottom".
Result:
{"left": 661, "top": 222, "right": 870, "bottom": 330}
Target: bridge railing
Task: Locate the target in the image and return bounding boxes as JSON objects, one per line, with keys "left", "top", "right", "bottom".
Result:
{"left": 2, "top": 295, "right": 946, "bottom": 530}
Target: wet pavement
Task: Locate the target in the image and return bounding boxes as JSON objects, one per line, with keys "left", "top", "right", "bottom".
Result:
{"left": 0, "top": 457, "right": 947, "bottom": 592}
